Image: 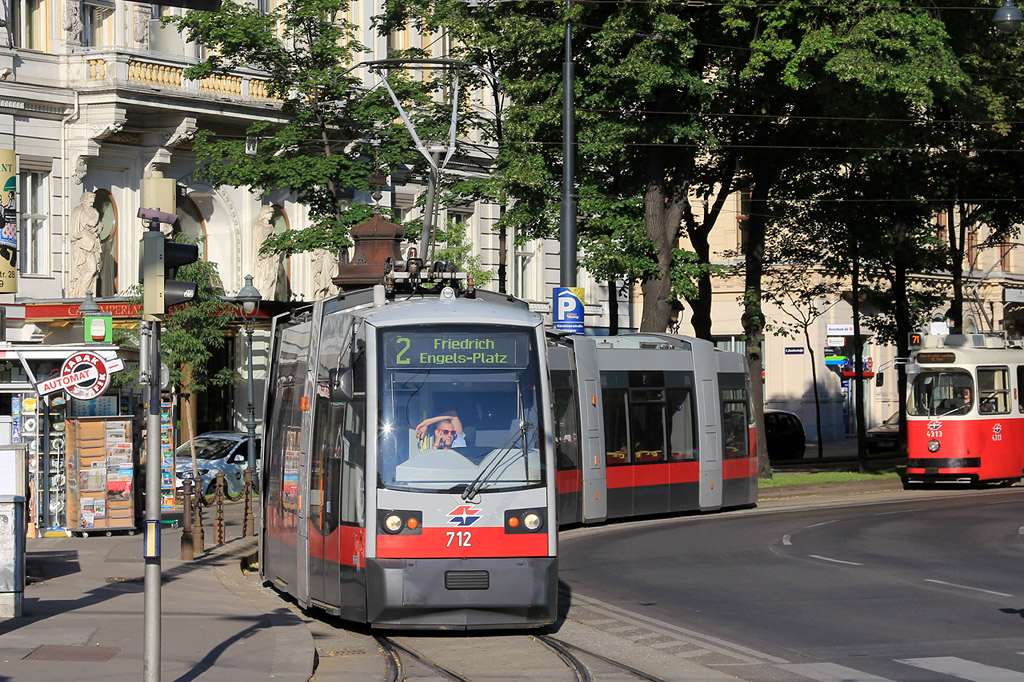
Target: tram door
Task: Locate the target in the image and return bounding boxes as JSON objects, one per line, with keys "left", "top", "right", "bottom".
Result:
{"left": 573, "top": 339, "right": 607, "bottom": 523}
{"left": 699, "top": 378, "right": 722, "bottom": 509}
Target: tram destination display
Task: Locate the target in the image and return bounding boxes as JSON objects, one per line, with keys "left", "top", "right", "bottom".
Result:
{"left": 383, "top": 330, "right": 528, "bottom": 369}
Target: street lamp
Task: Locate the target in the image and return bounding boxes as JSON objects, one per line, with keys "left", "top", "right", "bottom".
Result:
{"left": 78, "top": 290, "right": 101, "bottom": 316}
{"left": 236, "top": 274, "right": 262, "bottom": 537}
{"left": 993, "top": 0, "right": 1023, "bottom": 33}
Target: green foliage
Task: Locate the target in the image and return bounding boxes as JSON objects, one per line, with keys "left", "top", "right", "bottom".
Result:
{"left": 164, "top": 0, "right": 431, "bottom": 257}
{"left": 430, "top": 219, "right": 493, "bottom": 287}
{"left": 113, "top": 238, "right": 240, "bottom": 396}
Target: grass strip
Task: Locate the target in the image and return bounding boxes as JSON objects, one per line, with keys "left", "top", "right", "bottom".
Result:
{"left": 761, "top": 469, "right": 902, "bottom": 487}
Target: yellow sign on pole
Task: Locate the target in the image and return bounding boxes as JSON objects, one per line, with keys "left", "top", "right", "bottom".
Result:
{"left": 0, "top": 149, "right": 16, "bottom": 294}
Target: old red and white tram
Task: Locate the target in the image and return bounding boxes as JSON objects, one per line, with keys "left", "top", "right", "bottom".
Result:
{"left": 905, "top": 334, "right": 1024, "bottom": 486}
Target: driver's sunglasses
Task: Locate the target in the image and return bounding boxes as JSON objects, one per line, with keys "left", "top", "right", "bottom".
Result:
{"left": 437, "top": 429, "right": 456, "bottom": 436}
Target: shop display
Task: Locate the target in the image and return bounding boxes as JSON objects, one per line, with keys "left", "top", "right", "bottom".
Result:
{"left": 66, "top": 416, "right": 139, "bottom": 536}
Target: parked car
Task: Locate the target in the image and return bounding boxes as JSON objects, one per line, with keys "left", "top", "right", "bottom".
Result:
{"left": 174, "top": 431, "right": 261, "bottom": 496}
{"left": 764, "top": 409, "right": 806, "bottom": 461}
{"left": 866, "top": 412, "right": 900, "bottom": 454}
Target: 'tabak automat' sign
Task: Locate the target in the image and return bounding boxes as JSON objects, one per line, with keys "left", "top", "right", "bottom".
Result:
{"left": 36, "top": 351, "right": 125, "bottom": 401}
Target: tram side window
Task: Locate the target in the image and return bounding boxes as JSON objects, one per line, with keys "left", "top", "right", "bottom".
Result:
{"left": 339, "top": 397, "right": 366, "bottom": 525}
{"left": 1018, "top": 366, "right": 1024, "bottom": 413}
{"left": 977, "top": 367, "right": 1010, "bottom": 415}
{"left": 601, "top": 372, "right": 629, "bottom": 466}
{"left": 630, "top": 390, "right": 666, "bottom": 463}
{"left": 666, "top": 387, "right": 698, "bottom": 461}
{"left": 721, "top": 387, "right": 749, "bottom": 459}
{"left": 267, "top": 320, "right": 311, "bottom": 510}
{"left": 552, "top": 370, "right": 581, "bottom": 471}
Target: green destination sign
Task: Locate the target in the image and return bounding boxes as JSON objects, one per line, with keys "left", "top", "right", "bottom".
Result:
{"left": 383, "top": 331, "right": 527, "bottom": 369}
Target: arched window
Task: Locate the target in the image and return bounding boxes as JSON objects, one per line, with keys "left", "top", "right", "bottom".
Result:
{"left": 94, "top": 190, "right": 117, "bottom": 297}
{"left": 175, "top": 194, "right": 207, "bottom": 259}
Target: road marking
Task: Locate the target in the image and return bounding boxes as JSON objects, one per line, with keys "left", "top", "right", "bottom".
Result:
{"left": 924, "top": 579, "right": 1012, "bottom": 598}
{"left": 804, "top": 520, "right": 837, "bottom": 529}
{"left": 873, "top": 508, "right": 922, "bottom": 516}
{"left": 809, "top": 554, "right": 863, "bottom": 566}
{"left": 568, "top": 592, "right": 789, "bottom": 664}
{"left": 779, "top": 662, "right": 895, "bottom": 681}
{"left": 782, "top": 534, "right": 792, "bottom": 545}
{"left": 899, "top": 656, "right": 1024, "bottom": 681}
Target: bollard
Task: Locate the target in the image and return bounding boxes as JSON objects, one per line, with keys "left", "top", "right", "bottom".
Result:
{"left": 243, "top": 468, "right": 254, "bottom": 538}
{"left": 214, "top": 472, "right": 225, "bottom": 545}
{"left": 0, "top": 495, "right": 25, "bottom": 618}
{"left": 180, "top": 480, "right": 194, "bottom": 561}
{"left": 191, "top": 485, "right": 204, "bottom": 554}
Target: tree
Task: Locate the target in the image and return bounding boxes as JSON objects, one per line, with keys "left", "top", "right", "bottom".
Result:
{"left": 165, "top": 0, "right": 430, "bottom": 259}
{"left": 763, "top": 269, "right": 840, "bottom": 462}
{"left": 114, "top": 242, "right": 240, "bottom": 469}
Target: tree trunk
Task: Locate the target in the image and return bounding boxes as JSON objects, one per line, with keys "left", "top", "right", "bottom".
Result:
{"left": 947, "top": 204, "right": 964, "bottom": 331}
{"left": 892, "top": 220, "right": 912, "bottom": 455}
{"left": 608, "top": 280, "right": 619, "bottom": 335}
{"left": 743, "top": 177, "right": 771, "bottom": 478}
{"left": 640, "top": 146, "right": 685, "bottom": 333}
{"left": 805, "top": 322, "right": 824, "bottom": 459}
{"left": 850, "top": 235, "right": 868, "bottom": 474}
{"left": 640, "top": 277, "right": 673, "bottom": 332}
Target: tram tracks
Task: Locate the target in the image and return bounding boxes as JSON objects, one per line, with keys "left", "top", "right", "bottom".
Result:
{"left": 371, "top": 633, "right": 668, "bottom": 682}
{"left": 374, "top": 635, "right": 478, "bottom": 682}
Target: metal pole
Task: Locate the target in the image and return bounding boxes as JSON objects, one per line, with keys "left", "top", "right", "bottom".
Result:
{"left": 244, "top": 320, "right": 256, "bottom": 538}
{"left": 143, "top": 320, "right": 162, "bottom": 682}
{"left": 560, "top": 13, "right": 577, "bottom": 287}
{"left": 417, "top": 149, "right": 443, "bottom": 260}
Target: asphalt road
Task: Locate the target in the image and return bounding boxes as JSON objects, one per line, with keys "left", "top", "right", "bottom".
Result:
{"left": 558, "top": 486, "right": 1024, "bottom": 682}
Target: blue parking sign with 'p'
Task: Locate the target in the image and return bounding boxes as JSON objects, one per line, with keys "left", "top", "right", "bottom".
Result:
{"left": 553, "top": 287, "right": 584, "bottom": 333}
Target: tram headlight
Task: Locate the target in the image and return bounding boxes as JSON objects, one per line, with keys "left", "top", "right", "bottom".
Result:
{"left": 383, "top": 514, "right": 403, "bottom": 533}
{"left": 378, "top": 510, "right": 422, "bottom": 535}
{"left": 928, "top": 439, "right": 941, "bottom": 453}
{"left": 505, "top": 508, "right": 545, "bottom": 533}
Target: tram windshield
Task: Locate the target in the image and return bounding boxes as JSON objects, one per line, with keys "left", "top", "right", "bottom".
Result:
{"left": 908, "top": 370, "right": 973, "bottom": 417}
{"left": 376, "top": 325, "right": 545, "bottom": 493}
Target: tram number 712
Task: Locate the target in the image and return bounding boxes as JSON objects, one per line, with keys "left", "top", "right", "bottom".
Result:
{"left": 446, "top": 531, "right": 472, "bottom": 547}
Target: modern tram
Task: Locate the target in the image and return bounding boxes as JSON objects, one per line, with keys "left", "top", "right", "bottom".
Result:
{"left": 260, "top": 280, "right": 558, "bottom": 629}
{"left": 259, "top": 270, "right": 757, "bottom": 629}
{"left": 904, "top": 333, "right": 1024, "bottom": 487}
{"left": 548, "top": 333, "right": 757, "bottom": 525}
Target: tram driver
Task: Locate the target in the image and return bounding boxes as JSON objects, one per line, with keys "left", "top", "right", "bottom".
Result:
{"left": 416, "top": 412, "right": 467, "bottom": 450}
{"left": 951, "top": 387, "right": 972, "bottom": 415}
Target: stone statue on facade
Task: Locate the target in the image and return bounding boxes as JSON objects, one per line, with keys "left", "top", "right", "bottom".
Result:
{"left": 252, "top": 205, "right": 279, "bottom": 300}
{"left": 68, "top": 192, "right": 101, "bottom": 299}
{"left": 311, "top": 248, "right": 338, "bottom": 300}
{"left": 64, "top": 0, "right": 83, "bottom": 46}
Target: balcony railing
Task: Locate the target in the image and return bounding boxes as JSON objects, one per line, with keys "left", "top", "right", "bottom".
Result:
{"left": 76, "top": 52, "right": 279, "bottom": 105}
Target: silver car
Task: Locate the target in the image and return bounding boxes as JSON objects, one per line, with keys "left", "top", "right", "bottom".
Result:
{"left": 174, "top": 432, "right": 261, "bottom": 496}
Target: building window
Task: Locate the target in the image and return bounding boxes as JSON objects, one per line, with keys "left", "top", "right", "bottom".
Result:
{"left": 11, "top": 0, "right": 47, "bottom": 51}
{"left": 19, "top": 170, "right": 48, "bottom": 276}
{"left": 94, "top": 190, "right": 117, "bottom": 297}
{"left": 713, "top": 335, "right": 746, "bottom": 354}
{"left": 83, "top": 2, "right": 115, "bottom": 48}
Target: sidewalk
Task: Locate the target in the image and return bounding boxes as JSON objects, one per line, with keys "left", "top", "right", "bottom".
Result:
{"left": 0, "top": 443, "right": 897, "bottom": 682}
{"left": 0, "top": 499, "right": 314, "bottom": 682}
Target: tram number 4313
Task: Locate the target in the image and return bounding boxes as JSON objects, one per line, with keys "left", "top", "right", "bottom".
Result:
{"left": 446, "top": 531, "right": 472, "bottom": 547}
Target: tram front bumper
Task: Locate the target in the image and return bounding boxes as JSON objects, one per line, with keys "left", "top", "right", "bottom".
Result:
{"left": 366, "top": 556, "right": 557, "bottom": 630}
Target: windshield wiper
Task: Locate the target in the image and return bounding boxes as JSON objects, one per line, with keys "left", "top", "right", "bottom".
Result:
{"left": 461, "top": 421, "right": 533, "bottom": 501}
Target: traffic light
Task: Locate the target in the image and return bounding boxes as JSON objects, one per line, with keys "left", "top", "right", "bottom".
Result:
{"left": 139, "top": 207, "right": 199, "bottom": 320}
